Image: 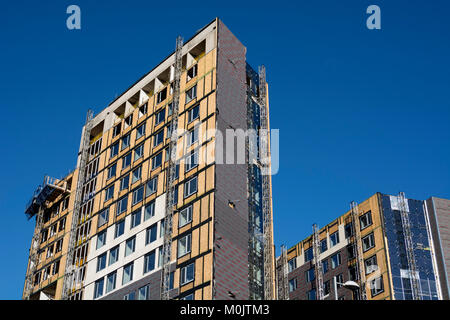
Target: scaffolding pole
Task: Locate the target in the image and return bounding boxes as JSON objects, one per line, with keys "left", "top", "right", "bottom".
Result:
{"left": 312, "top": 224, "right": 324, "bottom": 300}
{"left": 61, "top": 110, "right": 94, "bottom": 300}
{"left": 160, "top": 36, "right": 183, "bottom": 301}
{"left": 350, "top": 201, "right": 367, "bottom": 300}
{"left": 276, "top": 245, "right": 289, "bottom": 300}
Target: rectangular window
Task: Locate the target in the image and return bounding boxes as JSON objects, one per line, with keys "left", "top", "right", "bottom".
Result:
{"left": 322, "top": 259, "right": 329, "bottom": 274}
{"left": 122, "top": 263, "right": 134, "bottom": 284}
{"left": 109, "top": 245, "right": 119, "bottom": 265}
{"left": 130, "top": 208, "right": 142, "bottom": 229}
{"left": 146, "top": 224, "right": 158, "bottom": 245}
{"left": 187, "top": 104, "right": 200, "bottom": 123}
{"left": 97, "top": 253, "right": 107, "bottom": 272}
{"left": 347, "top": 244, "right": 356, "bottom": 259}
{"left": 330, "top": 231, "right": 340, "bottom": 247}
{"left": 370, "top": 276, "right": 384, "bottom": 297}
{"left": 143, "top": 250, "right": 156, "bottom": 274}
{"left": 288, "top": 258, "right": 297, "bottom": 272}
{"left": 320, "top": 238, "right": 328, "bottom": 253}
{"left": 362, "top": 233, "right": 375, "bottom": 252}
{"left": 139, "top": 103, "right": 147, "bottom": 118}
{"left": 304, "top": 247, "right": 313, "bottom": 262}
{"left": 155, "top": 108, "right": 166, "bottom": 125}
{"left": 152, "top": 152, "right": 163, "bottom": 170}
{"left": 180, "top": 263, "right": 194, "bottom": 285}
{"left": 306, "top": 267, "right": 315, "bottom": 282}
{"left": 178, "top": 233, "right": 192, "bottom": 257}
{"left": 144, "top": 201, "right": 155, "bottom": 220}
{"left": 156, "top": 88, "right": 167, "bottom": 105}
{"left": 114, "top": 220, "right": 125, "bottom": 238}
{"left": 121, "top": 134, "right": 130, "bottom": 150}
{"left": 360, "top": 211, "right": 373, "bottom": 230}
{"left": 136, "top": 123, "right": 146, "bottom": 139}
{"left": 132, "top": 185, "right": 144, "bottom": 205}
{"left": 336, "top": 274, "right": 344, "bottom": 288}
{"left": 179, "top": 205, "right": 193, "bottom": 227}
{"left": 138, "top": 285, "right": 150, "bottom": 300}
{"left": 324, "top": 281, "right": 331, "bottom": 296}
{"left": 96, "top": 230, "right": 107, "bottom": 249}
{"left": 181, "top": 293, "right": 194, "bottom": 300}
{"left": 107, "top": 163, "right": 117, "bottom": 180}
{"left": 134, "top": 144, "right": 144, "bottom": 161}
{"left": 187, "top": 64, "right": 198, "bottom": 81}
{"left": 289, "top": 278, "right": 297, "bottom": 292}
{"left": 331, "top": 252, "right": 342, "bottom": 269}
{"left": 132, "top": 166, "right": 142, "bottom": 184}
{"left": 349, "top": 265, "right": 358, "bottom": 281}
{"left": 98, "top": 208, "right": 109, "bottom": 228}
{"left": 153, "top": 130, "right": 164, "bottom": 147}
{"left": 110, "top": 142, "right": 119, "bottom": 158}
{"left": 365, "top": 255, "right": 378, "bottom": 275}
{"left": 185, "top": 150, "right": 199, "bottom": 172}
{"left": 116, "top": 196, "right": 128, "bottom": 215}
{"left": 94, "top": 278, "right": 104, "bottom": 299}
{"left": 345, "top": 222, "right": 353, "bottom": 238}
{"left": 112, "top": 123, "right": 121, "bottom": 138}
{"left": 122, "top": 153, "right": 132, "bottom": 169}
{"left": 307, "top": 288, "right": 316, "bottom": 300}
{"left": 185, "top": 85, "right": 197, "bottom": 104}
{"left": 124, "top": 292, "right": 135, "bottom": 300}
{"left": 187, "top": 127, "right": 199, "bottom": 146}
{"left": 124, "top": 115, "right": 132, "bottom": 129}
{"left": 146, "top": 177, "right": 158, "bottom": 196}
{"left": 184, "top": 176, "right": 198, "bottom": 198}
{"left": 105, "top": 184, "right": 114, "bottom": 202}
{"left": 125, "top": 236, "right": 136, "bottom": 256}
{"left": 106, "top": 271, "right": 117, "bottom": 293}
{"left": 120, "top": 174, "right": 130, "bottom": 191}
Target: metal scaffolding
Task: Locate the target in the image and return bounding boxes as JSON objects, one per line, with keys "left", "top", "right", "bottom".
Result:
{"left": 276, "top": 245, "right": 289, "bottom": 300}
{"left": 350, "top": 201, "right": 367, "bottom": 300}
{"left": 312, "top": 224, "right": 324, "bottom": 300}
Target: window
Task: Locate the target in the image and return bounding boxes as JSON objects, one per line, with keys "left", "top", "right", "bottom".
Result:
{"left": 160, "top": 220, "right": 165, "bottom": 238}
{"left": 152, "top": 152, "right": 163, "bottom": 169}
{"left": 320, "top": 239, "right": 328, "bottom": 253}
{"left": 331, "top": 252, "right": 341, "bottom": 269}
{"left": 132, "top": 166, "right": 142, "bottom": 184}
{"left": 324, "top": 280, "right": 331, "bottom": 296}
{"left": 55, "top": 239, "right": 63, "bottom": 253}
{"left": 187, "top": 104, "right": 200, "bottom": 123}
{"left": 105, "top": 184, "right": 114, "bottom": 202}
{"left": 157, "top": 88, "right": 167, "bottom": 104}
{"left": 185, "top": 150, "right": 198, "bottom": 172}
{"left": 180, "top": 263, "right": 194, "bottom": 285}
{"left": 143, "top": 250, "right": 156, "bottom": 274}
{"left": 124, "top": 292, "right": 135, "bottom": 300}
{"left": 132, "top": 185, "right": 144, "bottom": 205}
{"left": 146, "top": 177, "right": 158, "bottom": 196}
{"left": 185, "top": 85, "right": 197, "bottom": 103}
{"left": 347, "top": 244, "right": 356, "bottom": 259}
{"left": 153, "top": 130, "right": 164, "bottom": 147}
{"left": 168, "top": 102, "right": 173, "bottom": 116}
{"left": 138, "top": 285, "right": 150, "bottom": 300}
{"left": 365, "top": 255, "right": 378, "bottom": 275}
{"left": 109, "top": 246, "right": 119, "bottom": 265}
{"left": 349, "top": 265, "right": 358, "bottom": 281}
{"left": 139, "top": 103, "right": 147, "bottom": 118}
{"left": 96, "top": 230, "right": 107, "bottom": 249}
{"left": 345, "top": 222, "right": 353, "bottom": 238}
{"left": 289, "top": 278, "right": 297, "bottom": 292}
{"left": 116, "top": 196, "right": 128, "bottom": 215}
{"left": 125, "top": 236, "right": 136, "bottom": 256}
{"left": 360, "top": 211, "right": 373, "bottom": 230}
{"left": 307, "top": 288, "right": 316, "bottom": 300}
{"left": 179, "top": 205, "right": 193, "bottom": 227}
{"left": 370, "top": 276, "right": 384, "bottom": 297}
{"left": 288, "top": 258, "right": 297, "bottom": 272}
{"left": 306, "top": 268, "right": 315, "bottom": 282}
{"left": 58, "top": 217, "right": 66, "bottom": 232}
{"left": 121, "top": 134, "right": 130, "bottom": 150}
{"left": 330, "top": 231, "right": 340, "bottom": 247}
{"left": 178, "top": 233, "right": 192, "bottom": 257}
{"left": 134, "top": 144, "right": 144, "bottom": 161}
{"left": 136, "top": 123, "right": 146, "bottom": 139}
{"left": 124, "top": 115, "right": 133, "bottom": 129}
{"left": 97, "top": 253, "right": 107, "bottom": 272}
{"left": 115, "top": 220, "right": 125, "bottom": 238}
{"left": 112, "top": 124, "right": 121, "bottom": 138}
{"left": 184, "top": 176, "right": 198, "bottom": 198}
{"left": 155, "top": 108, "right": 166, "bottom": 125}
{"left": 187, "top": 64, "right": 198, "bottom": 81}
{"left": 122, "top": 263, "right": 134, "bottom": 284}
{"left": 110, "top": 142, "right": 119, "bottom": 158}
{"left": 322, "top": 260, "right": 329, "bottom": 274}
{"left": 362, "top": 233, "right": 375, "bottom": 252}
{"left": 144, "top": 201, "right": 155, "bottom": 221}
{"left": 304, "top": 247, "right": 313, "bottom": 262}
{"left": 107, "top": 163, "right": 117, "bottom": 180}
{"left": 106, "top": 272, "right": 117, "bottom": 293}
{"left": 181, "top": 293, "right": 194, "bottom": 300}
{"left": 122, "top": 153, "right": 132, "bottom": 169}
{"left": 187, "top": 127, "right": 199, "bottom": 146}
{"left": 94, "top": 278, "right": 104, "bottom": 299}
{"left": 52, "top": 260, "right": 60, "bottom": 275}
{"left": 120, "top": 174, "right": 130, "bottom": 191}
{"left": 145, "top": 224, "right": 158, "bottom": 245}
{"left": 130, "top": 209, "right": 142, "bottom": 229}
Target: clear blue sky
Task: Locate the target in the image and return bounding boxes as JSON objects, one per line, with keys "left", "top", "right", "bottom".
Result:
{"left": 0, "top": 0, "right": 449, "bottom": 300}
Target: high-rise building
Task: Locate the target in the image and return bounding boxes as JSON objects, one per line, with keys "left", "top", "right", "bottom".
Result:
{"left": 276, "top": 192, "right": 448, "bottom": 300}
{"left": 22, "top": 18, "right": 276, "bottom": 300}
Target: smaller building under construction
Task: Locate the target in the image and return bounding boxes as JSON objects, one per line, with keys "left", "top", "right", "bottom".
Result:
{"left": 276, "top": 192, "right": 450, "bottom": 300}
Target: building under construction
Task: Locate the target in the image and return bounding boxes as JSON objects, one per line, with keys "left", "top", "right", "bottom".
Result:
{"left": 22, "top": 18, "right": 276, "bottom": 300}
{"left": 276, "top": 192, "right": 450, "bottom": 300}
